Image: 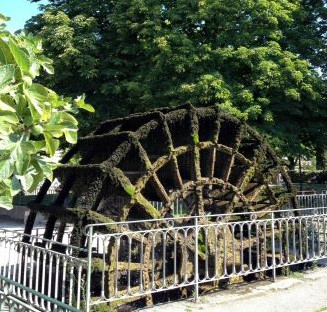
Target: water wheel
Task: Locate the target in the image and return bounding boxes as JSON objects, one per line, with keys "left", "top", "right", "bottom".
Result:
{"left": 24, "top": 104, "right": 297, "bottom": 308}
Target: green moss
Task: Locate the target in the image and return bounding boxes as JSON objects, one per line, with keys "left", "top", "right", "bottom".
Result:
{"left": 124, "top": 184, "right": 136, "bottom": 196}
{"left": 192, "top": 133, "right": 200, "bottom": 145}
{"left": 134, "top": 193, "right": 160, "bottom": 218}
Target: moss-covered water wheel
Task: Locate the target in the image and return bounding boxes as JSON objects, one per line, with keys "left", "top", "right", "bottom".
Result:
{"left": 24, "top": 104, "right": 297, "bottom": 308}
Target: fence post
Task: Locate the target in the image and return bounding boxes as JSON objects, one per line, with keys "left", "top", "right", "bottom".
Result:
{"left": 85, "top": 226, "right": 93, "bottom": 312}
{"left": 271, "top": 212, "right": 276, "bottom": 282}
{"left": 194, "top": 217, "right": 199, "bottom": 302}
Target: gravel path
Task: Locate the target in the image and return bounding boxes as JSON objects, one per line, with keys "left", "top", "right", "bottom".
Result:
{"left": 142, "top": 267, "right": 327, "bottom": 312}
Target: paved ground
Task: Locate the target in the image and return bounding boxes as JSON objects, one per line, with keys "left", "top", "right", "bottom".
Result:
{"left": 142, "top": 267, "right": 327, "bottom": 312}
{"left": 0, "top": 215, "right": 24, "bottom": 229}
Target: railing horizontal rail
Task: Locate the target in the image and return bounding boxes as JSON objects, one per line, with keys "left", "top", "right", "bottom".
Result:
{"left": 84, "top": 206, "right": 327, "bottom": 233}
{"left": 0, "top": 274, "right": 80, "bottom": 312}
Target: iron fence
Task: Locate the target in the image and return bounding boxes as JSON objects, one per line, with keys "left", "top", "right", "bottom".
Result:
{"left": 0, "top": 230, "right": 87, "bottom": 311}
{"left": 1, "top": 193, "right": 327, "bottom": 311}
{"left": 84, "top": 205, "right": 327, "bottom": 311}
{"left": 296, "top": 193, "right": 327, "bottom": 208}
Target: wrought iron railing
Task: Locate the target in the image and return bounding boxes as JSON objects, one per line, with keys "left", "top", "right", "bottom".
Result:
{"left": 296, "top": 193, "right": 327, "bottom": 208}
{"left": 2, "top": 193, "right": 327, "bottom": 311}
{"left": 84, "top": 205, "right": 327, "bottom": 310}
{"left": 0, "top": 230, "right": 87, "bottom": 311}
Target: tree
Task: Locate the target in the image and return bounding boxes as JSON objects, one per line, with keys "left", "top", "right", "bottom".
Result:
{"left": 27, "top": 0, "right": 326, "bottom": 157}
{"left": 281, "top": 0, "right": 327, "bottom": 169}
{"left": 0, "top": 14, "right": 94, "bottom": 209}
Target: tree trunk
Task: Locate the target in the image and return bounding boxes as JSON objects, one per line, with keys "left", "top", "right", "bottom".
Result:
{"left": 288, "top": 156, "right": 297, "bottom": 171}
{"left": 316, "top": 146, "right": 327, "bottom": 170}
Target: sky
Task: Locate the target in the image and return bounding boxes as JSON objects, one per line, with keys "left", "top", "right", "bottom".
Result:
{"left": 0, "top": 0, "right": 47, "bottom": 33}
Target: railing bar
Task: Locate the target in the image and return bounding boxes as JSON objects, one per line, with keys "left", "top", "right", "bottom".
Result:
{"left": 28, "top": 245, "right": 35, "bottom": 304}
{"left": 286, "top": 220, "right": 290, "bottom": 263}
{"left": 140, "top": 235, "right": 144, "bottom": 292}
{"left": 256, "top": 223, "right": 260, "bottom": 270}
{"left": 61, "top": 255, "right": 67, "bottom": 305}
{"left": 152, "top": 233, "right": 156, "bottom": 289}
{"left": 47, "top": 252, "right": 53, "bottom": 311}
{"left": 312, "top": 217, "right": 315, "bottom": 258}
{"left": 223, "top": 225, "right": 227, "bottom": 276}
{"left": 127, "top": 236, "right": 132, "bottom": 294}
{"left": 174, "top": 231, "right": 177, "bottom": 286}
{"left": 68, "top": 260, "right": 74, "bottom": 306}
{"left": 214, "top": 226, "right": 218, "bottom": 277}
{"left": 232, "top": 224, "right": 236, "bottom": 274}
{"left": 41, "top": 250, "right": 46, "bottom": 310}
{"left": 23, "top": 244, "right": 28, "bottom": 300}
{"left": 205, "top": 227, "right": 209, "bottom": 279}
{"left": 101, "top": 238, "right": 106, "bottom": 299}
{"left": 77, "top": 263, "right": 82, "bottom": 309}
{"left": 292, "top": 219, "right": 296, "bottom": 262}
{"left": 264, "top": 223, "right": 267, "bottom": 268}
{"left": 248, "top": 223, "right": 252, "bottom": 271}
{"left": 54, "top": 255, "right": 60, "bottom": 301}
{"left": 163, "top": 231, "right": 167, "bottom": 287}
{"left": 299, "top": 219, "right": 303, "bottom": 261}
{"left": 240, "top": 224, "right": 244, "bottom": 273}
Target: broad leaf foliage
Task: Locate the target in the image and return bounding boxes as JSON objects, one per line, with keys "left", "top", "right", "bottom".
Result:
{"left": 0, "top": 14, "right": 94, "bottom": 209}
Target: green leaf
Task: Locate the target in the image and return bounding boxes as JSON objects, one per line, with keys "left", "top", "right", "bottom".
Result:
{"left": 0, "top": 38, "right": 15, "bottom": 65}
{"left": 24, "top": 83, "right": 49, "bottom": 117}
{"left": 31, "top": 157, "right": 54, "bottom": 180}
{"left": 22, "top": 75, "right": 32, "bottom": 86}
{"left": 0, "top": 195, "right": 13, "bottom": 210}
{"left": 22, "top": 140, "right": 46, "bottom": 153}
{"left": 0, "top": 159, "right": 14, "bottom": 179}
{"left": 39, "top": 55, "right": 54, "bottom": 74}
{"left": 8, "top": 38, "right": 31, "bottom": 75}
{"left": 23, "top": 173, "right": 34, "bottom": 191}
{"left": 15, "top": 94, "right": 28, "bottom": 116}
{"left": 0, "top": 98, "right": 15, "bottom": 112}
{"left": 44, "top": 132, "right": 60, "bottom": 156}
{"left": 31, "top": 125, "right": 43, "bottom": 136}
{"left": 0, "top": 64, "right": 15, "bottom": 93}
{"left": 0, "top": 14, "right": 10, "bottom": 24}
{"left": 59, "top": 111, "right": 78, "bottom": 125}
{"left": 15, "top": 153, "right": 30, "bottom": 175}
{"left": 64, "top": 130, "right": 77, "bottom": 143}
{"left": 43, "top": 124, "right": 63, "bottom": 138}
{"left": 74, "top": 94, "right": 95, "bottom": 112}
{"left": 0, "top": 111, "right": 19, "bottom": 124}
{"left": 30, "top": 60, "right": 40, "bottom": 77}
{"left": 27, "top": 171, "right": 44, "bottom": 192}
{"left": 11, "top": 175, "right": 22, "bottom": 195}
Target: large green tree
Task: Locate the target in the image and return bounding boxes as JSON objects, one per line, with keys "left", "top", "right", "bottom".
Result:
{"left": 27, "top": 0, "right": 326, "bottom": 157}
{"left": 0, "top": 14, "right": 94, "bottom": 209}
{"left": 281, "top": 0, "right": 327, "bottom": 168}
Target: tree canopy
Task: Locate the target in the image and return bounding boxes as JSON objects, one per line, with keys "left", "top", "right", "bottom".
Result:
{"left": 27, "top": 0, "right": 326, "bottom": 158}
{"left": 0, "top": 14, "right": 94, "bottom": 209}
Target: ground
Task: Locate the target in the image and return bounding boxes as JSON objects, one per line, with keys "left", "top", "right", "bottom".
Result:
{"left": 142, "top": 267, "right": 327, "bottom": 312}
{"left": 0, "top": 215, "right": 24, "bottom": 228}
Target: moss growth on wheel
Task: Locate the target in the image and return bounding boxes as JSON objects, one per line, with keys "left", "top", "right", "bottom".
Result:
{"left": 24, "top": 104, "right": 297, "bottom": 308}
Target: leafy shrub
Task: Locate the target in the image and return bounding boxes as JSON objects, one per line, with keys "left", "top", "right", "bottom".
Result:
{"left": 0, "top": 14, "right": 94, "bottom": 209}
